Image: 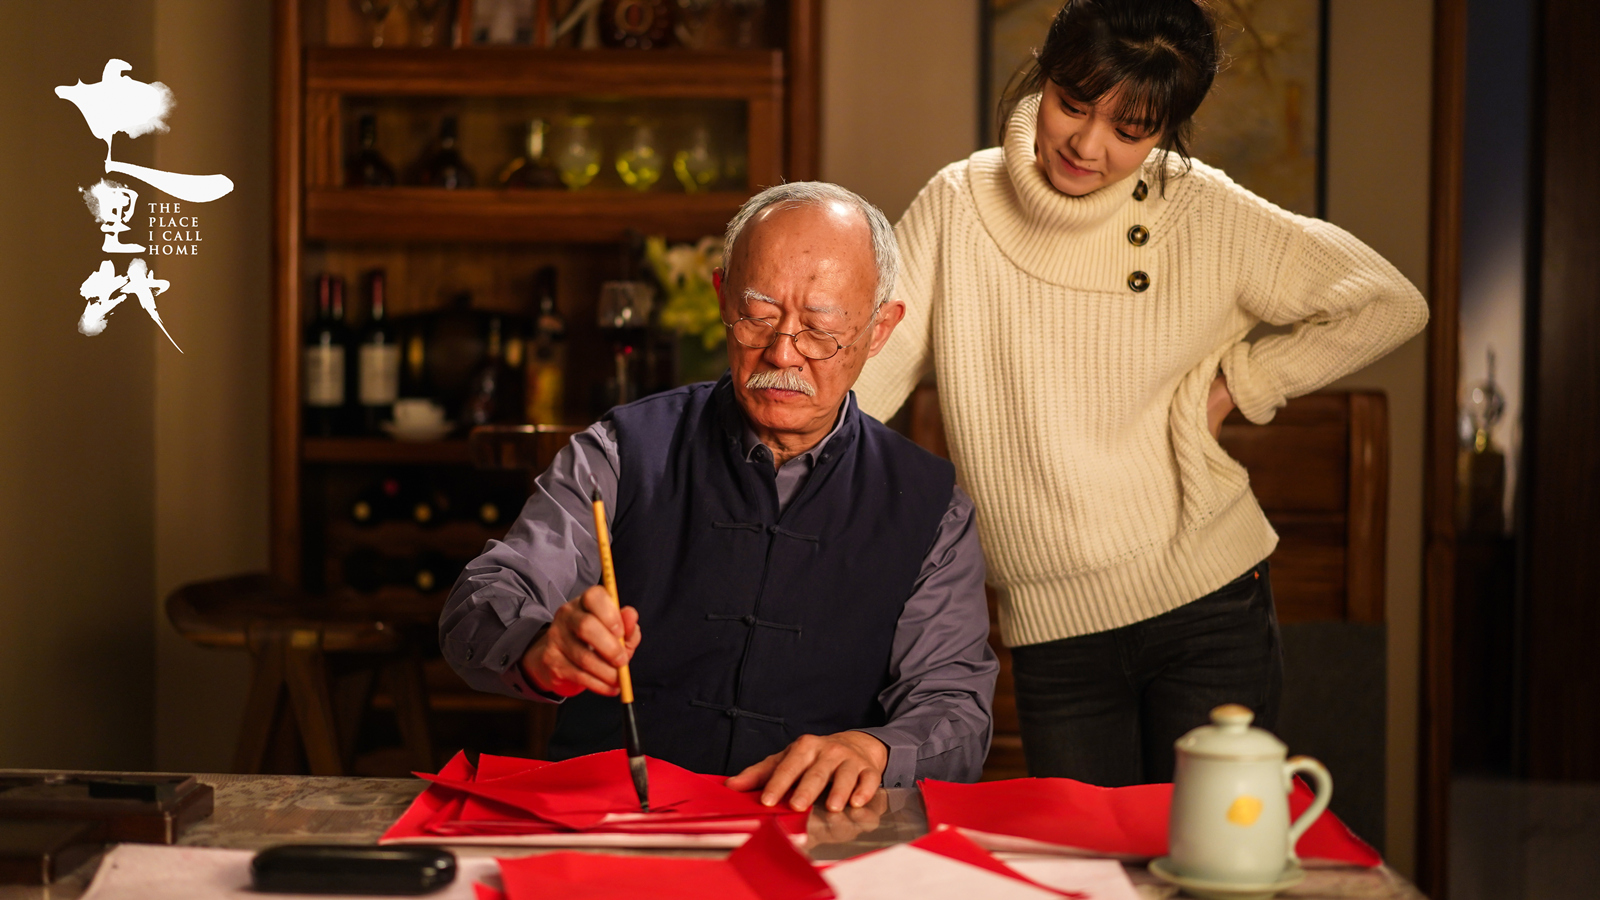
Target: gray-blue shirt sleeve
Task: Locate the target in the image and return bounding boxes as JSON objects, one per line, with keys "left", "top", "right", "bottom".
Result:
{"left": 438, "top": 421, "right": 619, "bottom": 702}
{"left": 853, "top": 485, "right": 997, "bottom": 787}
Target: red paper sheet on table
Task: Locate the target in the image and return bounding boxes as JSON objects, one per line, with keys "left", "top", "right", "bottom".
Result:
{"left": 920, "top": 777, "right": 1382, "bottom": 866}
{"left": 382, "top": 749, "right": 806, "bottom": 844}
{"left": 472, "top": 818, "right": 833, "bottom": 900}
{"left": 472, "top": 816, "right": 1082, "bottom": 900}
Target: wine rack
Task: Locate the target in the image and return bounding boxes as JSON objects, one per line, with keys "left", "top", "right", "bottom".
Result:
{"left": 270, "top": 0, "right": 819, "bottom": 766}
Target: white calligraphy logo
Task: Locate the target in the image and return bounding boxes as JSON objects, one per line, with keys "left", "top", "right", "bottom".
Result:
{"left": 56, "top": 59, "right": 236, "bottom": 352}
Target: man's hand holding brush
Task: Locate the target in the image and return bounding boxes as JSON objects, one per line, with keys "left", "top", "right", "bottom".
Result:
{"left": 520, "top": 586, "right": 642, "bottom": 697}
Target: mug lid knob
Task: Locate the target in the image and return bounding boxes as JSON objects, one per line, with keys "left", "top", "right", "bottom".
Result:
{"left": 1211, "top": 704, "right": 1255, "bottom": 731}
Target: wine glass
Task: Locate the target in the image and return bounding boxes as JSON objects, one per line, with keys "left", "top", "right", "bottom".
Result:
{"left": 727, "top": 0, "right": 766, "bottom": 49}
{"left": 403, "top": 0, "right": 449, "bottom": 47}
{"left": 352, "top": 0, "right": 395, "bottom": 48}
{"left": 615, "top": 121, "right": 662, "bottom": 192}
{"left": 673, "top": 125, "right": 721, "bottom": 193}
{"left": 555, "top": 117, "right": 602, "bottom": 191}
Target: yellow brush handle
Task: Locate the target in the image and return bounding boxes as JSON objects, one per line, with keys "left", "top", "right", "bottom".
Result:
{"left": 591, "top": 497, "right": 635, "bottom": 705}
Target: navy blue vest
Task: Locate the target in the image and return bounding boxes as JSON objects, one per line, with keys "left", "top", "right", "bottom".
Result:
{"left": 545, "top": 376, "right": 956, "bottom": 775}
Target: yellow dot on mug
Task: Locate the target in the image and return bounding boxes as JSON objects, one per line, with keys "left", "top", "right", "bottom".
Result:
{"left": 1227, "top": 795, "right": 1264, "bottom": 826}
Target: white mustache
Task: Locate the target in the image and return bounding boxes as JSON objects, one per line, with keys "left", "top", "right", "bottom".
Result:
{"left": 745, "top": 369, "right": 817, "bottom": 397}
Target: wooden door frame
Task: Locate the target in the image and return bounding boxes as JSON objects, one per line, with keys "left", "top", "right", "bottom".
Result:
{"left": 1420, "top": 0, "right": 1467, "bottom": 895}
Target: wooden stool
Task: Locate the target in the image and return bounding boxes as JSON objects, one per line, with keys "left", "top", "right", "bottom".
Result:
{"left": 166, "top": 574, "right": 434, "bottom": 776}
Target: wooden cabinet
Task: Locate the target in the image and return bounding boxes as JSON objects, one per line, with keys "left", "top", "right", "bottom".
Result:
{"left": 269, "top": 0, "right": 820, "bottom": 762}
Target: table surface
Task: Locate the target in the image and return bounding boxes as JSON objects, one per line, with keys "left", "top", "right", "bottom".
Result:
{"left": 0, "top": 773, "right": 1425, "bottom": 900}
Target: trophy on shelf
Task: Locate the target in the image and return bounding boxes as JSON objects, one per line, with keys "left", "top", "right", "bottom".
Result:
{"left": 1457, "top": 347, "right": 1509, "bottom": 535}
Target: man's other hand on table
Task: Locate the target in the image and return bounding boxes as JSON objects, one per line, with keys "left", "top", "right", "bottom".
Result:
{"left": 725, "top": 731, "right": 889, "bottom": 813}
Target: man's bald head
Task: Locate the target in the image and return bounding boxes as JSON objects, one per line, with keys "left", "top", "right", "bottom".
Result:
{"left": 722, "top": 182, "right": 899, "bottom": 309}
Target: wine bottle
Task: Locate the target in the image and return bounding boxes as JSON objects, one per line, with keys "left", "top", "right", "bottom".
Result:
{"left": 410, "top": 550, "right": 460, "bottom": 594}
{"left": 497, "top": 118, "right": 561, "bottom": 189}
{"left": 428, "top": 291, "right": 487, "bottom": 418}
{"left": 472, "top": 485, "right": 526, "bottom": 528}
{"left": 501, "top": 317, "right": 527, "bottom": 422}
{"left": 526, "top": 266, "right": 567, "bottom": 424}
{"left": 358, "top": 269, "right": 401, "bottom": 434}
{"left": 408, "top": 478, "right": 453, "bottom": 528}
{"left": 339, "top": 544, "right": 398, "bottom": 592}
{"left": 303, "top": 273, "right": 349, "bottom": 437}
{"left": 418, "top": 116, "right": 476, "bottom": 189}
{"left": 399, "top": 316, "right": 432, "bottom": 400}
{"left": 462, "top": 315, "right": 513, "bottom": 426}
{"left": 349, "top": 475, "right": 404, "bottom": 526}
{"left": 345, "top": 113, "right": 396, "bottom": 187}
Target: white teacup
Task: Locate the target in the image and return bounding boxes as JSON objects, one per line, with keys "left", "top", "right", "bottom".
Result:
{"left": 1167, "top": 705, "right": 1332, "bottom": 885}
{"left": 392, "top": 398, "right": 445, "bottom": 429}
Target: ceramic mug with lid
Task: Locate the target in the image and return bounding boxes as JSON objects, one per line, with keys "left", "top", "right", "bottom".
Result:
{"left": 1168, "top": 704, "right": 1333, "bottom": 885}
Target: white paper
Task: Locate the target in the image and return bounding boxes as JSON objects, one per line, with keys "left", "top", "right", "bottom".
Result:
{"left": 822, "top": 845, "right": 1061, "bottom": 900}
{"left": 383, "top": 831, "right": 751, "bottom": 849}
{"left": 81, "top": 843, "right": 500, "bottom": 900}
{"left": 1003, "top": 856, "right": 1145, "bottom": 900}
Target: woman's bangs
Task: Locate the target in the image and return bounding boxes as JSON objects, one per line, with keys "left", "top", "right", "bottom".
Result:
{"left": 1050, "top": 56, "right": 1177, "bottom": 135}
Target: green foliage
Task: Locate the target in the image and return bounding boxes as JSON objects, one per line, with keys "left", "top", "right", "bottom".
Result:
{"left": 647, "top": 235, "right": 726, "bottom": 350}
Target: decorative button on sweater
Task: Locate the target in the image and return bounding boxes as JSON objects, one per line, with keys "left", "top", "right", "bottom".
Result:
{"left": 854, "top": 92, "right": 1429, "bottom": 646}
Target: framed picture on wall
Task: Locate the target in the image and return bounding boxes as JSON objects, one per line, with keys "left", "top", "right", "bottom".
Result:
{"left": 981, "top": 0, "right": 1328, "bottom": 217}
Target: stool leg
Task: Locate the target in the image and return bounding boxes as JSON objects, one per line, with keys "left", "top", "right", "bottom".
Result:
{"left": 233, "top": 633, "right": 288, "bottom": 774}
{"left": 282, "top": 630, "right": 344, "bottom": 776}
{"left": 384, "top": 651, "right": 436, "bottom": 772}
{"left": 330, "top": 662, "right": 378, "bottom": 770}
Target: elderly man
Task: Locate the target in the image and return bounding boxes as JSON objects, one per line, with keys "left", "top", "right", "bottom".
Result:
{"left": 440, "top": 182, "right": 996, "bottom": 814}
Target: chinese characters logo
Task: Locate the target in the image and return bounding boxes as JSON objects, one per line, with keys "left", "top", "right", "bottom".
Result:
{"left": 56, "top": 59, "right": 235, "bottom": 352}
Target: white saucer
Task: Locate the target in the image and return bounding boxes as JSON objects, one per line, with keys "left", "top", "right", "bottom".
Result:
{"left": 1148, "top": 857, "right": 1305, "bottom": 900}
{"left": 381, "top": 420, "right": 454, "bottom": 442}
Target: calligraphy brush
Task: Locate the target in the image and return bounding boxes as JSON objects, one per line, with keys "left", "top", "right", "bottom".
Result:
{"left": 590, "top": 482, "right": 650, "bottom": 812}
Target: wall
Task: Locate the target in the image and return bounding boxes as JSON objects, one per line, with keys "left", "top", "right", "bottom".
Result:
{"left": 819, "top": 0, "right": 981, "bottom": 221}
{"left": 822, "top": 0, "right": 1434, "bottom": 876}
{"left": 0, "top": 1, "right": 158, "bottom": 769}
{"left": 1323, "top": 0, "right": 1433, "bottom": 876}
{"left": 151, "top": 0, "right": 272, "bottom": 772}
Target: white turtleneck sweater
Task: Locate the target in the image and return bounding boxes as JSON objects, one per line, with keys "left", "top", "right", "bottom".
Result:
{"left": 854, "top": 94, "right": 1429, "bottom": 647}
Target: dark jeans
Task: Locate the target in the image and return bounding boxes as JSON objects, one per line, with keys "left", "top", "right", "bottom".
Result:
{"left": 1010, "top": 560, "right": 1282, "bottom": 786}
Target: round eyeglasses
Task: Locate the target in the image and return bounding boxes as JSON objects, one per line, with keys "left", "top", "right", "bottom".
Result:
{"left": 722, "top": 309, "right": 879, "bottom": 361}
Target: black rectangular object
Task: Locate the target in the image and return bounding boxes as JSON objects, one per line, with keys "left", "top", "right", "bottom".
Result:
{"left": 251, "top": 844, "right": 457, "bottom": 895}
{"left": 86, "top": 779, "right": 176, "bottom": 802}
{"left": 0, "top": 772, "right": 211, "bottom": 843}
{"left": 0, "top": 819, "right": 104, "bottom": 885}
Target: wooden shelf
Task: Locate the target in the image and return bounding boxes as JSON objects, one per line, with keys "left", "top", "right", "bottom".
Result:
{"left": 326, "top": 518, "right": 511, "bottom": 560}
{"left": 306, "top": 47, "right": 784, "bottom": 98}
{"left": 303, "top": 437, "right": 472, "bottom": 465}
{"left": 305, "top": 188, "right": 748, "bottom": 243}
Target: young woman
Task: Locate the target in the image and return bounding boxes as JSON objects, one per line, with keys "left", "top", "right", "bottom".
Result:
{"left": 852, "top": 0, "right": 1427, "bottom": 786}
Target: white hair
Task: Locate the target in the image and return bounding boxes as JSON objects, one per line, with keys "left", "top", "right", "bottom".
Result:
{"left": 722, "top": 182, "right": 899, "bottom": 309}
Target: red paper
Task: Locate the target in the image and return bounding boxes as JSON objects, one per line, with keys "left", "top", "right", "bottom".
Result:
{"left": 910, "top": 826, "right": 1069, "bottom": 892}
{"left": 495, "top": 818, "right": 833, "bottom": 900}
{"left": 383, "top": 749, "right": 804, "bottom": 843}
{"left": 920, "top": 777, "right": 1382, "bottom": 867}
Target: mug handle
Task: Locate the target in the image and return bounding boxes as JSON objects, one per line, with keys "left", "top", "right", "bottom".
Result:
{"left": 1283, "top": 755, "right": 1333, "bottom": 864}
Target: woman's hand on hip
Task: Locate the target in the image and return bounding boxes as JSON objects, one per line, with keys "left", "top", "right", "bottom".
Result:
{"left": 1207, "top": 373, "right": 1235, "bottom": 438}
